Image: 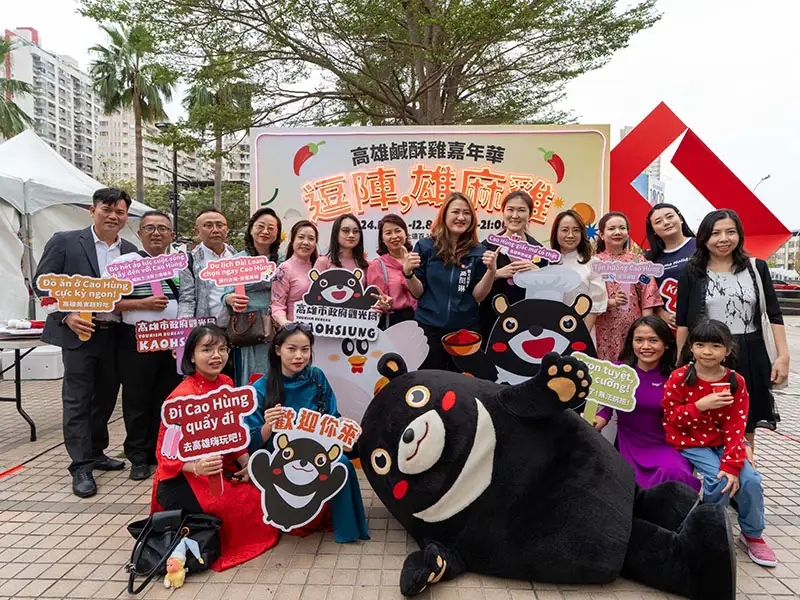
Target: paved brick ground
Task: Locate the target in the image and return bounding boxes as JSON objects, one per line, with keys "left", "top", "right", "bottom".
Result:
{"left": 0, "top": 320, "right": 799, "bottom": 599}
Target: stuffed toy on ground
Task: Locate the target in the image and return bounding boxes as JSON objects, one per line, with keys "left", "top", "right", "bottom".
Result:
{"left": 359, "top": 352, "right": 735, "bottom": 599}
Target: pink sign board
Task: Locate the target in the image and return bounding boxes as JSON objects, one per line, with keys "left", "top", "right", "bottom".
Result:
{"left": 486, "top": 234, "right": 561, "bottom": 263}
{"left": 199, "top": 256, "right": 277, "bottom": 287}
{"left": 591, "top": 260, "right": 664, "bottom": 284}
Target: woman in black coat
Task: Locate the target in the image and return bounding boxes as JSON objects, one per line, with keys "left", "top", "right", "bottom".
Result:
{"left": 676, "top": 209, "right": 789, "bottom": 451}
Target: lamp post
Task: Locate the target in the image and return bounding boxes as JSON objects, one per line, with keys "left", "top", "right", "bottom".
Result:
{"left": 753, "top": 174, "right": 771, "bottom": 193}
{"left": 155, "top": 122, "right": 179, "bottom": 235}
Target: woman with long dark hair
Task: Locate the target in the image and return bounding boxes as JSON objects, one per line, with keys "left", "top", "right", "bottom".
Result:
{"left": 271, "top": 220, "right": 319, "bottom": 327}
{"left": 221, "top": 208, "right": 283, "bottom": 385}
{"left": 366, "top": 214, "right": 417, "bottom": 328}
{"left": 246, "top": 324, "right": 369, "bottom": 543}
{"left": 550, "top": 209, "right": 608, "bottom": 335}
{"left": 676, "top": 209, "right": 789, "bottom": 449}
{"left": 594, "top": 211, "right": 663, "bottom": 361}
{"left": 151, "top": 326, "right": 281, "bottom": 570}
{"left": 593, "top": 316, "right": 698, "bottom": 491}
{"left": 404, "top": 192, "right": 498, "bottom": 370}
{"left": 315, "top": 213, "right": 369, "bottom": 271}
{"left": 644, "top": 203, "right": 696, "bottom": 328}
{"left": 479, "top": 191, "right": 546, "bottom": 339}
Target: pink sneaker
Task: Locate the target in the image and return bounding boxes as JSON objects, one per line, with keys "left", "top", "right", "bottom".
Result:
{"left": 740, "top": 534, "right": 777, "bottom": 567}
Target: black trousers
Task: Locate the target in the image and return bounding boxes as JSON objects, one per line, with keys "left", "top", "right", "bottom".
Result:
{"left": 156, "top": 474, "right": 203, "bottom": 513}
{"left": 418, "top": 322, "right": 477, "bottom": 372}
{"left": 119, "top": 324, "right": 182, "bottom": 466}
{"left": 61, "top": 325, "right": 121, "bottom": 474}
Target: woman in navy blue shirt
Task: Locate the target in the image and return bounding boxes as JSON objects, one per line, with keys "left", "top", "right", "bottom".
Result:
{"left": 403, "top": 192, "right": 497, "bottom": 370}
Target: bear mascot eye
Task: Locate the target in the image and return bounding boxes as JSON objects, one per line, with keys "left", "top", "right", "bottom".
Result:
{"left": 502, "top": 317, "right": 519, "bottom": 333}
{"left": 560, "top": 316, "right": 577, "bottom": 332}
{"left": 342, "top": 339, "right": 355, "bottom": 356}
{"left": 314, "top": 453, "right": 327, "bottom": 467}
{"left": 282, "top": 447, "right": 295, "bottom": 460}
{"left": 370, "top": 448, "right": 392, "bottom": 475}
{"left": 406, "top": 385, "right": 430, "bottom": 408}
{"left": 319, "top": 279, "right": 329, "bottom": 288}
{"left": 347, "top": 278, "right": 356, "bottom": 287}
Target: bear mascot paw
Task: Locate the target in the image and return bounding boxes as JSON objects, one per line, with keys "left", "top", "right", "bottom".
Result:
{"left": 359, "top": 352, "right": 735, "bottom": 600}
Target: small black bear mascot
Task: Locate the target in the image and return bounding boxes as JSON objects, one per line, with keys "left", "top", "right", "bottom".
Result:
{"left": 250, "top": 434, "right": 347, "bottom": 531}
{"left": 454, "top": 294, "right": 597, "bottom": 384}
{"left": 303, "top": 268, "right": 380, "bottom": 310}
{"left": 359, "top": 352, "right": 735, "bottom": 599}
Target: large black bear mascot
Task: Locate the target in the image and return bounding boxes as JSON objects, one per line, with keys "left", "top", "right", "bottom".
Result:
{"left": 360, "top": 352, "right": 735, "bottom": 599}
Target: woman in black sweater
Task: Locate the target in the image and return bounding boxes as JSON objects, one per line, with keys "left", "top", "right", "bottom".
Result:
{"left": 676, "top": 210, "right": 789, "bottom": 451}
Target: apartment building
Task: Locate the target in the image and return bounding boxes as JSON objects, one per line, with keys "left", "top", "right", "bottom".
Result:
{"left": 3, "top": 27, "right": 98, "bottom": 175}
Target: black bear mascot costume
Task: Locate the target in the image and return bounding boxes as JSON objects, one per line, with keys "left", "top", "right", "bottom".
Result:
{"left": 360, "top": 352, "right": 735, "bottom": 599}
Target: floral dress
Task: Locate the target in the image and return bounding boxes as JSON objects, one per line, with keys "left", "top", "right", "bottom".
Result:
{"left": 594, "top": 250, "right": 663, "bottom": 361}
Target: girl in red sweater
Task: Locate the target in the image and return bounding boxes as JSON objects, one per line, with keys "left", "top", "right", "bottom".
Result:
{"left": 662, "top": 319, "right": 777, "bottom": 567}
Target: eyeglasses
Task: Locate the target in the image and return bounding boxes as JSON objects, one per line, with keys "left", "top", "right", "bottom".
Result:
{"left": 281, "top": 322, "right": 313, "bottom": 334}
{"left": 142, "top": 225, "right": 172, "bottom": 234}
{"left": 201, "top": 221, "right": 228, "bottom": 230}
{"left": 254, "top": 224, "right": 278, "bottom": 233}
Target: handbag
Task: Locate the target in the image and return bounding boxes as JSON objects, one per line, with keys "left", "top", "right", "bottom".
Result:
{"left": 750, "top": 258, "right": 787, "bottom": 389}
{"left": 125, "top": 510, "right": 222, "bottom": 594}
{"left": 227, "top": 311, "right": 271, "bottom": 347}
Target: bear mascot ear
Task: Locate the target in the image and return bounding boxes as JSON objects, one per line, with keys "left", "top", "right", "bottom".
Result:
{"left": 378, "top": 353, "right": 408, "bottom": 379}
{"left": 572, "top": 294, "right": 592, "bottom": 318}
{"left": 277, "top": 433, "right": 290, "bottom": 449}
{"left": 493, "top": 295, "right": 509, "bottom": 315}
{"left": 309, "top": 269, "right": 320, "bottom": 282}
{"left": 354, "top": 268, "right": 363, "bottom": 280}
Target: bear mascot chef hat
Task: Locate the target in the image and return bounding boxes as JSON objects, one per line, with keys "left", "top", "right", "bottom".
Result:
{"left": 359, "top": 352, "right": 735, "bottom": 599}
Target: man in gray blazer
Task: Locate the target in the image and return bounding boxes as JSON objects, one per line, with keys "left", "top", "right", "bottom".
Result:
{"left": 34, "top": 188, "right": 137, "bottom": 498}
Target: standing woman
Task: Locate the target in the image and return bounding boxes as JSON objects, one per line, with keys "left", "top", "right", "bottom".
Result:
{"left": 404, "top": 192, "right": 498, "bottom": 371}
{"left": 479, "top": 191, "right": 545, "bottom": 337}
{"left": 550, "top": 210, "right": 608, "bottom": 335}
{"left": 594, "top": 316, "right": 700, "bottom": 491}
{"left": 271, "top": 220, "right": 318, "bottom": 327}
{"left": 314, "top": 213, "right": 369, "bottom": 272}
{"left": 151, "top": 325, "right": 280, "bottom": 570}
{"left": 676, "top": 209, "right": 789, "bottom": 447}
{"left": 594, "top": 211, "right": 663, "bottom": 361}
{"left": 221, "top": 208, "right": 282, "bottom": 386}
{"left": 366, "top": 214, "right": 417, "bottom": 328}
{"left": 644, "top": 203, "right": 696, "bottom": 329}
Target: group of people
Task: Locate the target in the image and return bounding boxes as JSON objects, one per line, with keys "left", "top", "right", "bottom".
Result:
{"left": 33, "top": 186, "right": 790, "bottom": 572}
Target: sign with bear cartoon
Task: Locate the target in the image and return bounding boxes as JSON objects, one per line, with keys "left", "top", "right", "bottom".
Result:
{"left": 293, "top": 268, "right": 381, "bottom": 341}
{"left": 249, "top": 407, "right": 362, "bottom": 532}
{"left": 450, "top": 265, "right": 597, "bottom": 385}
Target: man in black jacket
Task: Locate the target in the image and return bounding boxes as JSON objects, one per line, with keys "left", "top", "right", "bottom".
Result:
{"left": 34, "top": 188, "right": 137, "bottom": 498}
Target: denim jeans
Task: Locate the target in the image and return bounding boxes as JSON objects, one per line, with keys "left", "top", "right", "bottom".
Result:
{"left": 681, "top": 446, "right": 764, "bottom": 538}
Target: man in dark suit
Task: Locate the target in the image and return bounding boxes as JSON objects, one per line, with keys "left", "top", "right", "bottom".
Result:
{"left": 34, "top": 188, "right": 137, "bottom": 498}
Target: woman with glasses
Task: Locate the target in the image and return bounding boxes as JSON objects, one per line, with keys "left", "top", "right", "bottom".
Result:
{"left": 221, "top": 208, "right": 283, "bottom": 385}
{"left": 247, "top": 323, "right": 369, "bottom": 543}
{"left": 314, "top": 213, "right": 370, "bottom": 272}
{"left": 151, "top": 325, "right": 281, "bottom": 570}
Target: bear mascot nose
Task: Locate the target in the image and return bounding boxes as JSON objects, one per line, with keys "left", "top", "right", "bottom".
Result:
{"left": 300, "top": 460, "right": 308, "bottom": 467}
{"left": 402, "top": 428, "right": 415, "bottom": 443}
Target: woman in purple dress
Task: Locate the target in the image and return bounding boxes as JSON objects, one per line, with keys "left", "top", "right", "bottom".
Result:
{"left": 594, "top": 315, "right": 700, "bottom": 491}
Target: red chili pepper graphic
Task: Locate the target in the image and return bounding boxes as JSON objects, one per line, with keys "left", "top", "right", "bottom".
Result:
{"left": 293, "top": 141, "right": 326, "bottom": 176}
{"left": 539, "top": 147, "right": 565, "bottom": 183}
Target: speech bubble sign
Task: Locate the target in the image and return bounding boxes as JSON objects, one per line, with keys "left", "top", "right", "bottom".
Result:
{"left": 107, "top": 253, "right": 188, "bottom": 286}
{"left": 199, "top": 256, "right": 277, "bottom": 287}
{"left": 591, "top": 260, "right": 664, "bottom": 284}
{"left": 160, "top": 384, "right": 258, "bottom": 462}
{"left": 572, "top": 352, "right": 639, "bottom": 413}
{"left": 249, "top": 407, "right": 361, "bottom": 533}
{"left": 36, "top": 274, "right": 133, "bottom": 313}
{"left": 486, "top": 234, "right": 561, "bottom": 263}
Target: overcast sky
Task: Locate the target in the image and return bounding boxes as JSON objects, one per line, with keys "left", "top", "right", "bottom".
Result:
{"left": 3, "top": 0, "right": 798, "bottom": 229}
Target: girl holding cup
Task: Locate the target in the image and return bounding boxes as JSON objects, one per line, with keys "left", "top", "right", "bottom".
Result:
{"left": 594, "top": 211, "right": 662, "bottom": 361}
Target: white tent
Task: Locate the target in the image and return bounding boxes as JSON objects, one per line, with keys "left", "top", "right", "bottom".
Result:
{"left": 0, "top": 130, "right": 153, "bottom": 320}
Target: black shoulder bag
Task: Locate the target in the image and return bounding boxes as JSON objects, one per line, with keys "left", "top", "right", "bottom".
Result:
{"left": 125, "top": 510, "right": 222, "bottom": 594}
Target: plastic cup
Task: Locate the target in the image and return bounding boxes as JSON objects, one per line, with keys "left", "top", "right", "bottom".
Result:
{"left": 711, "top": 382, "right": 731, "bottom": 395}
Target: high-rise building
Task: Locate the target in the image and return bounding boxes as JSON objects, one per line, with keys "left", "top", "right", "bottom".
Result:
{"left": 768, "top": 231, "right": 800, "bottom": 272}
{"left": 221, "top": 135, "right": 250, "bottom": 182}
{"left": 3, "top": 27, "right": 98, "bottom": 175}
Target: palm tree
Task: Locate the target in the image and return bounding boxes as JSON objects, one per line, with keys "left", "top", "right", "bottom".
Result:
{"left": 184, "top": 64, "right": 253, "bottom": 209}
{"left": 0, "top": 38, "right": 34, "bottom": 139}
{"left": 89, "top": 24, "right": 175, "bottom": 203}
